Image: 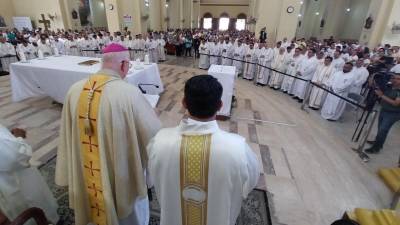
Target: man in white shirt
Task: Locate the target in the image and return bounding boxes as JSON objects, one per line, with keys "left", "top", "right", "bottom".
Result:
{"left": 350, "top": 58, "right": 369, "bottom": 94}
{"left": 331, "top": 50, "right": 345, "bottom": 72}
{"left": 147, "top": 75, "right": 260, "bottom": 225}
{"left": 255, "top": 42, "right": 274, "bottom": 85}
{"left": 0, "top": 37, "right": 17, "bottom": 72}
{"left": 0, "top": 125, "right": 59, "bottom": 224}
{"left": 242, "top": 43, "right": 258, "bottom": 80}
{"left": 51, "top": 36, "right": 65, "bottom": 55}
{"left": 292, "top": 49, "right": 319, "bottom": 102}
{"left": 37, "top": 37, "right": 53, "bottom": 56}
{"left": 321, "top": 62, "right": 355, "bottom": 121}
{"left": 17, "top": 41, "right": 36, "bottom": 60}
{"left": 232, "top": 39, "right": 246, "bottom": 75}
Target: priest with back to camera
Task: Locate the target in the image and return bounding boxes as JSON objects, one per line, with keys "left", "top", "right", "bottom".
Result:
{"left": 147, "top": 75, "right": 260, "bottom": 225}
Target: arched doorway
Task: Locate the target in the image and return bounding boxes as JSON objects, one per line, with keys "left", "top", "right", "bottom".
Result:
{"left": 201, "top": 12, "right": 213, "bottom": 29}
{"left": 236, "top": 13, "right": 247, "bottom": 31}
{"left": 219, "top": 12, "right": 230, "bottom": 31}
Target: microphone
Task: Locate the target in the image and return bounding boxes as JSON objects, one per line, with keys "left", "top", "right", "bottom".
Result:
{"left": 137, "top": 83, "right": 159, "bottom": 94}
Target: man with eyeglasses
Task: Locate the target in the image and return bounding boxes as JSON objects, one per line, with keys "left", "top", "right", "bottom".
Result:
{"left": 56, "top": 43, "right": 161, "bottom": 225}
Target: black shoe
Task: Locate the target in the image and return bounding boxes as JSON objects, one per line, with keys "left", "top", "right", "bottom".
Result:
{"left": 298, "top": 99, "right": 303, "bottom": 103}
{"left": 309, "top": 106, "right": 319, "bottom": 110}
{"left": 365, "top": 146, "right": 381, "bottom": 154}
{"left": 366, "top": 140, "right": 376, "bottom": 145}
{"left": 292, "top": 96, "right": 298, "bottom": 99}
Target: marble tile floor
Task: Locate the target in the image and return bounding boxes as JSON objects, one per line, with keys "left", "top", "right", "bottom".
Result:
{"left": 0, "top": 58, "right": 398, "bottom": 225}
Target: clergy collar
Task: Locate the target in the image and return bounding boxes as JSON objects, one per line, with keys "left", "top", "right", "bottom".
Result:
{"left": 96, "top": 68, "right": 122, "bottom": 79}
{"left": 178, "top": 118, "right": 220, "bottom": 135}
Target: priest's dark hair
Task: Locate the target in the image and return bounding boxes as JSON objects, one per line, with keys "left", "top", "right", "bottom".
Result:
{"left": 184, "top": 75, "right": 223, "bottom": 119}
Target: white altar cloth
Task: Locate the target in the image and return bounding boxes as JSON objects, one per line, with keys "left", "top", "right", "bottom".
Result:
{"left": 208, "top": 65, "right": 236, "bottom": 117}
{"left": 10, "top": 56, "right": 164, "bottom": 105}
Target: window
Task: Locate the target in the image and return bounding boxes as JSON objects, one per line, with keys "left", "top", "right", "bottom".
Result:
{"left": 203, "top": 18, "right": 212, "bottom": 29}
{"left": 219, "top": 17, "right": 229, "bottom": 31}
{"left": 236, "top": 19, "right": 246, "bottom": 31}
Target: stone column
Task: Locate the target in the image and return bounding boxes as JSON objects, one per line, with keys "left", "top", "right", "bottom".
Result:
{"left": 359, "top": 0, "right": 395, "bottom": 48}
{"left": 149, "top": 0, "right": 162, "bottom": 31}
{"left": 104, "top": 0, "right": 120, "bottom": 33}
{"left": 193, "top": 0, "right": 200, "bottom": 28}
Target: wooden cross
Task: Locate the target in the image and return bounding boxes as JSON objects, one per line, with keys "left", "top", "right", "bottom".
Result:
{"left": 88, "top": 183, "right": 103, "bottom": 198}
{"left": 82, "top": 136, "right": 98, "bottom": 152}
{"left": 91, "top": 203, "right": 105, "bottom": 216}
{"left": 84, "top": 161, "right": 100, "bottom": 176}
{"left": 38, "top": 14, "right": 51, "bottom": 30}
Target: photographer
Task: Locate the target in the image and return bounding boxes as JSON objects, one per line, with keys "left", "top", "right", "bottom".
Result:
{"left": 365, "top": 73, "right": 400, "bottom": 154}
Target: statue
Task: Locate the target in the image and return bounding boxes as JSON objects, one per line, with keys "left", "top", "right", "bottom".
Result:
{"left": 320, "top": 19, "right": 325, "bottom": 28}
{"left": 72, "top": 10, "right": 78, "bottom": 20}
{"left": 364, "top": 16, "right": 373, "bottom": 29}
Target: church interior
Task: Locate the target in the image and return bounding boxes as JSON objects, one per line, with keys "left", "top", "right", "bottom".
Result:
{"left": 0, "top": 0, "right": 400, "bottom": 225}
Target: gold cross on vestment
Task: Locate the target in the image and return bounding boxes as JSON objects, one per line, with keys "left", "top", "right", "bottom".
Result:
{"left": 91, "top": 203, "right": 105, "bottom": 216}
{"left": 38, "top": 14, "right": 51, "bottom": 30}
{"left": 82, "top": 136, "right": 98, "bottom": 152}
{"left": 88, "top": 183, "right": 103, "bottom": 198}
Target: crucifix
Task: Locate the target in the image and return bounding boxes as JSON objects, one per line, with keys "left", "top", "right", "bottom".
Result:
{"left": 38, "top": 14, "right": 51, "bottom": 30}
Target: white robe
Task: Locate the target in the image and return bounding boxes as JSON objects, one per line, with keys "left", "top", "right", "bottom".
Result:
{"left": 232, "top": 45, "right": 246, "bottom": 74}
{"left": 0, "top": 42, "right": 17, "bottom": 72}
{"left": 209, "top": 43, "right": 221, "bottom": 65}
{"left": 221, "top": 43, "right": 233, "bottom": 66}
{"left": 37, "top": 41, "right": 53, "bottom": 56}
{"left": 331, "top": 57, "right": 345, "bottom": 73}
{"left": 292, "top": 56, "right": 319, "bottom": 99}
{"left": 64, "top": 40, "right": 80, "bottom": 56}
{"left": 79, "top": 39, "right": 97, "bottom": 57}
{"left": 17, "top": 44, "right": 36, "bottom": 60}
{"left": 243, "top": 48, "right": 258, "bottom": 80}
{"left": 321, "top": 71, "right": 354, "bottom": 120}
{"left": 157, "top": 39, "right": 166, "bottom": 61}
{"left": 308, "top": 64, "right": 334, "bottom": 108}
{"left": 51, "top": 41, "right": 65, "bottom": 55}
{"left": 147, "top": 119, "right": 260, "bottom": 225}
{"left": 0, "top": 125, "right": 59, "bottom": 224}
{"left": 145, "top": 40, "right": 159, "bottom": 63}
{"left": 255, "top": 48, "right": 274, "bottom": 85}
{"left": 199, "top": 43, "right": 210, "bottom": 69}
{"left": 281, "top": 55, "right": 304, "bottom": 93}
{"left": 269, "top": 53, "right": 290, "bottom": 88}
{"left": 55, "top": 69, "right": 162, "bottom": 225}
{"left": 349, "top": 66, "right": 369, "bottom": 94}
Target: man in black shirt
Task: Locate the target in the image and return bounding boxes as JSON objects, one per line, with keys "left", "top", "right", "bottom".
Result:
{"left": 365, "top": 73, "right": 400, "bottom": 154}
{"left": 259, "top": 27, "right": 267, "bottom": 43}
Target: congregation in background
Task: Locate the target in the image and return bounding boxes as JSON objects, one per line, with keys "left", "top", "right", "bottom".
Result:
{"left": 1, "top": 27, "right": 399, "bottom": 124}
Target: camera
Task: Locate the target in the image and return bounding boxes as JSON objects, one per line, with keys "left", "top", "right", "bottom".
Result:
{"left": 364, "top": 70, "right": 393, "bottom": 111}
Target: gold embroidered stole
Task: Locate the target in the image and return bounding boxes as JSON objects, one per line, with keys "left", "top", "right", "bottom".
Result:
{"left": 180, "top": 134, "right": 212, "bottom": 225}
{"left": 77, "top": 74, "right": 116, "bottom": 225}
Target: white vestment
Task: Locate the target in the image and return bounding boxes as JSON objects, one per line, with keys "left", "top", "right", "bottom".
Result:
{"left": 56, "top": 69, "right": 162, "bottom": 225}
{"left": 199, "top": 43, "right": 210, "bottom": 69}
{"left": 0, "top": 125, "right": 59, "bottom": 224}
{"left": 145, "top": 40, "right": 159, "bottom": 63}
{"left": 157, "top": 39, "right": 166, "bottom": 61}
{"left": 209, "top": 43, "right": 221, "bottom": 65}
{"left": 349, "top": 66, "right": 369, "bottom": 94}
{"left": 221, "top": 43, "right": 233, "bottom": 66}
{"left": 243, "top": 48, "right": 258, "bottom": 80}
{"left": 37, "top": 41, "right": 53, "bottom": 56}
{"left": 147, "top": 119, "right": 260, "bottom": 225}
{"left": 331, "top": 57, "right": 345, "bottom": 73}
{"left": 51, "top": 41, "right": 65, "bottom": 55}
{"left": 281, "top": 54, "right": 304, "bottom": 93}
{"left": 232, "top": 45, "right": 246, "bottom": 74}
{"left": 255, "top": 47, "right": 274, "bottom": 85}
{"left": 0, "top": 42, "right": 17, "bottom": 72}
{"left": 64, "top": 40, "right": 80, "bottom": 56}
{"left": 308, "top": 64, "right": 334, "bottom": 108}
{"left": 17, "top": 44, "right": 36, "bottom": 60}
{"left": 321, "top": 71, "right": 354, "bottom": 120}
{"left": 269, "top": 53, "right": 290, "bottom": 88}
{"left": 292, "top": 56, "right": 319, "bottom": 99}
{"left": 79, "top": 39, "right": 97, "bottom": 57}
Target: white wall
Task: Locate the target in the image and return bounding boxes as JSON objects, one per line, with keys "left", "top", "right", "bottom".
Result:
{"left": 0, "top": 0, "right": 16, "bottom": 28}
{"left": 296, "top": 0, "right": 370, "bottom": 40}
{"left": 12, "top": 0, "right": 65, "bottom": 29}
{"left": 381, "top": 0, "right": 400, "bottom": 46}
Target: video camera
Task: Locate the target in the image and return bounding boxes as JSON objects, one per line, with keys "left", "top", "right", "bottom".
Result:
{"left": 364, "top": 70, "right": 394, "bottom": 111}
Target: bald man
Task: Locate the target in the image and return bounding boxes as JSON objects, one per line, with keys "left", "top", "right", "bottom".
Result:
{"left": 56, "top": 44, "right": 161, "bottom": 225}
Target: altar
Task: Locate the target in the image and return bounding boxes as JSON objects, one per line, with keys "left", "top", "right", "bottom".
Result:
{"left": 10, "top": 56, "right": 163, "bottom": 107}
{"left": 208, "top": 65, "right": 236, "bottom": 118}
